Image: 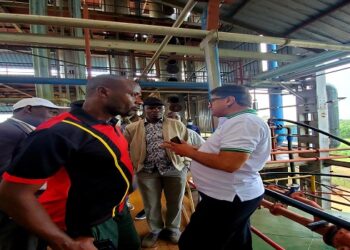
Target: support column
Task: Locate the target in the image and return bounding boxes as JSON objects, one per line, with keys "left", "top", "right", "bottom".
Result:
{"left": 315, "top": 72, "right": 331, "bottom": 209}
{"left": 30, "top": 0, "right": 53, "bottom": 99}
{"left": 268, "top": 44, "right": 284, "bottom": 145}
{"left": 297, "top": 75, "right": 331, "bottom": 209}
{"left": 200, "top": 34, "right": 221, "bottom": 90}
{"left": 200, "top": 0, "right": 221, "bottom": 131}
{"left": 70, "top": 0, "right": 86, "bottom": 99}
{"left": 200, "top": 0, "right": 221, "bottom": 91}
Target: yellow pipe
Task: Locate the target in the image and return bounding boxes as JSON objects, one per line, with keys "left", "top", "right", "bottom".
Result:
{"left": 310, "top": 176, "right": 316, "bottom": 193}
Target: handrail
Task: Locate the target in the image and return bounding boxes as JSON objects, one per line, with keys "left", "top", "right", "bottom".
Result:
{"left": 264, "top": 189, "right": 350, "bottom": 230}
{"left": 261, "top": 171, "right": 350, "bottom": 179}
{"left": 271, "top": 118, "right": 350, "bottom": 146}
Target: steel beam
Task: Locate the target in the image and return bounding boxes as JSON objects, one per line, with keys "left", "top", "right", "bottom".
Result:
{"left": 1, "top": 13, "right": 350, "bottom": 51}
{"left": 0, "top": 76, "right": 209, "bottom": 90}
{"left": 0, "top": 33, "right": 299, "bottom": 62}
{"left": 141, "top": 0, "right": 198, "bottom": 76}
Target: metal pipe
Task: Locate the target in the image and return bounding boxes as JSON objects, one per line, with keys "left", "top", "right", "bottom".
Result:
{"left": 264, "top": 175, "right": 312, "bottom": 182}
{"left": 83, "top": 2, "right": 92, "bottom": 79}
{"left": 254, "top": 51, "right": 348, "bottom": 81}
{"left": 264, "top": 189, "right": 350, "bottom": 230}
{"left": 141, "top": 0, "right": 198, "bottom": 77}
{"left": 272, "top": 118, "right": 350, "bottom": 146}
{"left": 1, "top": 13, "right": 350, "bottom": 51}
{"left": 310, "top": 176, "right": 316, "bottom": 194}
{"left": 251, "top": 226, "right": 285, "bottom": 250}
{"left": 0, "top": 76, "right": 209, "bottom": 89}
{"left": 0, "top": 33, "right": 298, "bottom": 62}
{"left": 267, "top": 155, "right": 349, "bottom": 164}
{"left": 270, "top": 147, "right": 350, "bottom": 154}
{"left": 0, "top": 83, "right": 33, "bottom": 97}
{"left": 261, "top": 172, "right": 350, "bottom": 179}
{"left": 260, "top": 199, "right": 329, "bottom": 235}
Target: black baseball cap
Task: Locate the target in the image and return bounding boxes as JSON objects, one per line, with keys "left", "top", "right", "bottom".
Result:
{"left": 143, "top": 97, "right": 164, "bottom": 106}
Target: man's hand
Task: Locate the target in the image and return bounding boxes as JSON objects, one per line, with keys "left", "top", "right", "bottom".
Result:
{"left": 50, "top": 237, "right": 97, "bottom": 250}
{"left": 69, "top": 237, "right": 97, "bottom": 250}
{"left": 162, "top": 140, "right": 196, "bottom": 158}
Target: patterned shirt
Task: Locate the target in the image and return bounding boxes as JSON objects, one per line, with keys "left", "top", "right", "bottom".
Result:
{"left": 143, "top": 120, "right": 174, "bottom": 175}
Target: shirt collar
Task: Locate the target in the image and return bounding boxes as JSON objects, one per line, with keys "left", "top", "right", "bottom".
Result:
{"left": 70, "top": 106, "right": 110, "bottom": 126}
{"left": 9, "top": 117, "right": 36, "bottom": 130}
{"left": 225, "top": 108, "right": 257, "bottom": 119}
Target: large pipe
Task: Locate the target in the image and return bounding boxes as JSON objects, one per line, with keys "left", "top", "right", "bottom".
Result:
{"left": 83, "top": 2, "right": 92, "bottom": 79}
{"left": 141, "top": 0, "right": 198, "bottom": 76}
{"left": 264, "top": 189, "right": 350, "bottom": 230}
{"left": 251, "top": 226, "right": 285, "bottom": 250}
{"left": 254, "top": 51, "right": 348, "bottom": 81}
{"left": 0, "top": 76, "right": 209, "bottom": 90}
{"left": 270, "top": 147, "right": 350, "bottom": 154}
{"left": 261, "top": 172, "right": 350, "bottom": 179}
{"left": 0, "top": 33, "right": 298, "bottom": 62}
{"left": 272, "top": 118, "right": 350, "bottom": 146}
{"left": 266, "top": 155, "right": 348, "bottom": 164}
{"left": 1, "top": 13, "right": 350, "bottom": 51}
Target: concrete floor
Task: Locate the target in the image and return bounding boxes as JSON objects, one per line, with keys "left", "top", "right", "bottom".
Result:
{"left": 129, "top": 190, "right": 348, "bottom": 249}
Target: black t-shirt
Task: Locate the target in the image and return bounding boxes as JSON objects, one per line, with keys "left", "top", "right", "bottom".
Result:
{"left": 4, "top": 107, "right": 133, "bottom": 237}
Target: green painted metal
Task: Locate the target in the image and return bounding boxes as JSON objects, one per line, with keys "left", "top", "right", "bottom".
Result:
{"left": 30, "top": 0, "right": 53, "bottom": 99}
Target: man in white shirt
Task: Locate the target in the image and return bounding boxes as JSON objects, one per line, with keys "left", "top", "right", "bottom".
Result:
{"left": 163, "top": 85, "right": 271, "bottom": 250}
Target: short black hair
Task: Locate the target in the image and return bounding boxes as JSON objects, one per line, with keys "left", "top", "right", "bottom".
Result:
{"left": 210, "top": 85, "right": 252, "bottom": 107}
{"left": 143, "top": 97, "right": 164, "bottom": 106}
{"left": 86, "top": 75, "right": 128, "bottom": 96}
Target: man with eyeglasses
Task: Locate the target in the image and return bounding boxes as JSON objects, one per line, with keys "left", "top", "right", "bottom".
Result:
{"left": 124, "top": 97, "right": 189, "bottom": 248}
{"left": 163, "top": 85, "right": 271, "bottom": 250}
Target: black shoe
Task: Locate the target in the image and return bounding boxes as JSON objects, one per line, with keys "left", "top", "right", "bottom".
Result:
{"left": 135, "top": 209, "right": 146, "bottom": 220}
{"left": 141, "top": 232, "right": 159, "bottom": 248}
{"left": 159, "top": 229, "right": 180, "bottom": 244}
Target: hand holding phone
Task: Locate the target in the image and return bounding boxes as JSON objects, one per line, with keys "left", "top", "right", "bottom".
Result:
{"left": 170, "top": 136, "right": 182, "bottom": 144}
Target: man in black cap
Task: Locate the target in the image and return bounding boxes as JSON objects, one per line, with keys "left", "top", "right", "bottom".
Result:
{"left": 124, "top": 97, "right": 189, "bottom": 248}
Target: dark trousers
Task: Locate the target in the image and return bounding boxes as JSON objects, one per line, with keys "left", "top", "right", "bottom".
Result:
{"left": 91, "top": 205, "right": 141, "bottom": 250}
{"left": 179, "top": 193, "right": 264, "bottom": 250}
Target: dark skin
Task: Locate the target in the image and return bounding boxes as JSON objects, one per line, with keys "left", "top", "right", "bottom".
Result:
{"left": 143, "top": 105, "right": 165, "bottom": 123}
{"left": 163, "top": 95, "right": 250, "bottom": 173}
{"left": 0, "top": 75, "right": 142, "bottom": 250}
{"left": 14, "top": 105, "right": 59, "bottom": 127}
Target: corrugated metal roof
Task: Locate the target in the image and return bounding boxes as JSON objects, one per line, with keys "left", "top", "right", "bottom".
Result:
{"left": 224, "top": 0, "right": 350, "bottom": 44}
{"left": 0, "top": 105, "right": 13, "bottom": 113}
{"left": 174, "top": 0, "right": 350, "bottom": 45}
{"left": 0, "top": 51, "right": 108, "bottom": 69}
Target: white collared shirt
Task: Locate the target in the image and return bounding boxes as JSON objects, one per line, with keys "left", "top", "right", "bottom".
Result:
{"left": 190, "top": 109, "right": 271, "bottom": 202}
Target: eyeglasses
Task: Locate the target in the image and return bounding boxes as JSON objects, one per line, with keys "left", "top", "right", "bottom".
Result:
{"left": 208, "top": 97, "right": 225, "bottom": 104}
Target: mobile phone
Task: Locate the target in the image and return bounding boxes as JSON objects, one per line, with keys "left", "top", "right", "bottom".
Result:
{"left": 170, "top": 136, "right": 182, "bottom": 144}
{"left": 93, "top": 239, "right": 117, "bottom": 250}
